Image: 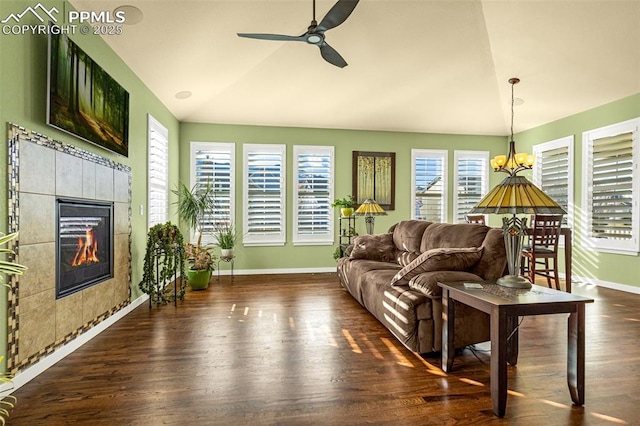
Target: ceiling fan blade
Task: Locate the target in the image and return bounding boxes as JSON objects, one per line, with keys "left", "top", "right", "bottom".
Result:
{"left": 319, "top": 42, "right": 348, "bottom": 68}
{"left": 237, "top": 33, "right": 306, "bottom": 42}
{"left": 317, "top": 0, "right": 360, "bottom": 32}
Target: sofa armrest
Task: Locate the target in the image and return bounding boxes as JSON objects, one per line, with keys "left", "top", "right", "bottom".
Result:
{"left": 407, "top": 270, "right": 484, "bottom": 298}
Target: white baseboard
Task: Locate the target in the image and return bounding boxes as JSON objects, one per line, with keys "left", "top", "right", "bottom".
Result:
{"left": 218, "top": 266, "right": 336, "bottom": 275}
{"left": 570, "top": 274, "right": 640, "bottom": 295}
{"left": 3, "top": 293, "right": 149, "bottom": 395}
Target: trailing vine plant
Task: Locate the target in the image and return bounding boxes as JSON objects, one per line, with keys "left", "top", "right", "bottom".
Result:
{"left": 139, "top": 222, "right": 187, "bottom": 305}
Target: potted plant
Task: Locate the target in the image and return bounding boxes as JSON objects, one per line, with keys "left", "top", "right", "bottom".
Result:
{"left": 331, "top": 195, "right": 356, "bottom": 217}
{"left": 139, "top": 222, "right": 187, "bottom": 303}
{"left": 173, "top": 181, "right": 217, "bottom": 290}
{"left": 214, "top": 222, "right": 239, "bottom": 259}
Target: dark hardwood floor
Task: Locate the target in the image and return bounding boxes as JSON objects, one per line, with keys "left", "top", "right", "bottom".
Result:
{"left": 7, "top": 273, "right": 639, "bottom": 425}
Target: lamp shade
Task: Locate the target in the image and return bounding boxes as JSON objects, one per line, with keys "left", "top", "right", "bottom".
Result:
{"left": 469, "top": 176, "right": 566, "bottom": 215}
{"left": 355, "top": 199, "right": 387, "bottom": 216}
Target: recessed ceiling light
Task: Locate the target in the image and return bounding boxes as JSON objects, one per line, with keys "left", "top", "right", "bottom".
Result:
{"left": 175, "top": 91, "right": 192, "bottom": 99}
{"left": 114, "top": 5, "right": 143, "bottom": 25}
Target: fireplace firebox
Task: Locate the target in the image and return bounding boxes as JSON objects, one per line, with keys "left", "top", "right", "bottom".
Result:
{"left": 56, "top": 198, "right": 114, "bottom": 299}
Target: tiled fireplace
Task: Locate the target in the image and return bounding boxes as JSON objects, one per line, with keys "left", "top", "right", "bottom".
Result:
{"left": 7, "top": 124, "right": 131, "bottom": 372}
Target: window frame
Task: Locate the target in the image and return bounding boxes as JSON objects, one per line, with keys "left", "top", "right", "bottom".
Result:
{"left": 190, "top": 141, "right": 236, "bottom": 244}
{"left": 292, "top": 145, "right": 335, "bottom": 246}
{"left": 453, "top": 150, "right": 489, "bottom": 223}
{"left": 533, "top": 136, "right": 574, "bottom": 232}
{"left": 243, "top": 143, "right": 287, "bottom": 246}
{"left": 581, "top": 118, "right": 639, "bottom": 255}
{"left": 411, "top": 149, "right": 448, "bottom": 223}
{"left": 147, "top": 114, "right": 169, "bottom": 228}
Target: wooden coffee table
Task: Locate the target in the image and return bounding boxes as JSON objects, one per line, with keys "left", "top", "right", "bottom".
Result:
{"left": 438, "top": 281, "right": 594, "bottom": 417}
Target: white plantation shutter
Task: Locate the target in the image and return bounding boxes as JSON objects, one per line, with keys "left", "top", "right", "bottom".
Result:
{"left": 243, "top": 144, "right": 286, "bottom": 246}
{"left": 293, "top": 146, "right": 334, "bottom": 245}
{"left": 190, "top": 142, "right": 235, "bottom": 243}
{"left": 411, "top": 149, "right": 447, "bottom": 222}
{"left": 583, "top": 119, "right": 639, "bottom": 254}
{"left": 533, "top": 136, "right": 574, "bottom": 229}
{"left": 147, "top": 115, "right": 168, "bottom": 227}
{"left": 453, "top": 151, "right": 488, "bottom": 223}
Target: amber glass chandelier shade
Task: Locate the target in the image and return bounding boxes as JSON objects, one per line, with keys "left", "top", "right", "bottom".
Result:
{"left": 469, "top": 176, "right": 566, "bottom": 215}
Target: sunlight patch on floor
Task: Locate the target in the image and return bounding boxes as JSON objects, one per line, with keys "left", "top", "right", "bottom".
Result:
{"left": 359, "top": 333, "right": 384, "bottom": 360}
{"left": 590, "top": 412, "right": 628, "bottom": 424}
{"left": 380, "top": 337, "right": 414, "bottom": 368}
{"left": 412, "top": 353, "right": 446, "bottom": 377}
{"left": 341, "top": 329, "right": 362, "bottom": 354}
{"left": 459, "top": 378, "right": 484, "bottom": 387}
{"left": 540, "top": 399, "right": 569, "bottom": 409}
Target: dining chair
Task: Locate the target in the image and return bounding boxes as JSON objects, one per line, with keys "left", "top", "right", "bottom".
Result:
{"left": 520, "top": 214, "right": 563, "bottom": 289}
{"left": 465, "top": 214, "right": 486, "bottom": 225}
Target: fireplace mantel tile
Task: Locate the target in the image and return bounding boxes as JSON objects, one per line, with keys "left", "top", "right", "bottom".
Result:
{"left": 114, "top": 170, "right": 129, "bottom": 203}
{"left": 115, "top": 202, "right": 129, "bottom": 235}
{"left": 19, "top": 141, "right": 55, "bottom": 195}
{"left": 82, "top": 160, "right": 97, "bottom": 199}
{"left": 95, "top": 164, "right": 114, "bottom": 201}
{"left": 19, "top": 289, "right": 56, "bottom": 363}
{"left": 56, "top": 152, "right": 84, "bottom": 198}
{"left": 18, "top": 242, "right": 55, "bottom": 299}
{"left": 20, "top": 193, "right": 55, "bottom": 245}
{"left": 55, "top": 292, "right": 83, "bottom": 339}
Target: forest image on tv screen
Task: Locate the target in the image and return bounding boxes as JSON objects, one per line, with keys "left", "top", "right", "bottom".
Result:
{"left": 48, "top": 32, "right": 129, "bottom": 157}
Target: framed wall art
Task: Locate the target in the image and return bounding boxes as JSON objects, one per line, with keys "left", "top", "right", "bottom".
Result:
{"left": 352, "top": 151, "right": 395, "bottom": 210}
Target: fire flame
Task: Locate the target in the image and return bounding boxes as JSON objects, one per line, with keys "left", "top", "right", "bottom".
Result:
{"left": 71, "top": 228, "right": 100, "bottom": 266}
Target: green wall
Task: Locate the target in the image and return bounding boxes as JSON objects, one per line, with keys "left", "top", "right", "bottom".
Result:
{"left": 180, "top": 123, "right": 507, "bottom": 271}
{"left": 0, "top": 0, "right": 181, "bottom": 348}
{"left": 515, "top": 93, "right": 640, "bottom": 288}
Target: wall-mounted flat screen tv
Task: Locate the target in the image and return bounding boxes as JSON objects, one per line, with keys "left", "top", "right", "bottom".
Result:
{"left": 47, "top": 31, "right": 129, "bottom": 157}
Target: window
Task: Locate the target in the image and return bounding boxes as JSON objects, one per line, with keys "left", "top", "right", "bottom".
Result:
{"left": 292, "top": 145, "right": 334, "bottom": 245}
{"left": 190, "top": 142, "right": 235, "bottom": 243}
{"left": 147, "top": 115, "right": 168, "bottom": 228}
{"left": 243, "top": 144, "right": 286, "bottom": 246}
{"left": 533, "top": 136, "right": 574, "bottom": 229}
{"left": 453, "top": 151, "right": 489, "bottom": 223}
{"left": 412, "top": 149, "right": 447, "bottom": 222}
{"left": 582, "top": 118, "right": 639, "bottom": 254}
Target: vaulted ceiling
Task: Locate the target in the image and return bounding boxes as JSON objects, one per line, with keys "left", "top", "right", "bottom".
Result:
{"left": 70, "top": 0, "right": 640, "bottom": 136}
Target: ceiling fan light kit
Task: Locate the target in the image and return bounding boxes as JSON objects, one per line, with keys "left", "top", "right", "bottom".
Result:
{"left": 237, "top": 0, "right": 360, "bottom": 68}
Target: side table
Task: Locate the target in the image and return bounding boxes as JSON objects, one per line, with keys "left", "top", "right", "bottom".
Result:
{"left": 217, "top": 256, "right": 234, "bottom": 281}
{"left": 438, "top": 281, "right": 593, "bottom": 417}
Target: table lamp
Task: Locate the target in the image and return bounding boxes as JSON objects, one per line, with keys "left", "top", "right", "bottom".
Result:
{"left": 468, "top": 78, "right": 566, "bottom": 288}
{"left": 355, "top": 199, "right": 387, "bottom": 234}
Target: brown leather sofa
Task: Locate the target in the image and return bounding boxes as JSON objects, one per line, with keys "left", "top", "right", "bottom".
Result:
{"left": 337, "top": 220, "right": 507, "bottom": 354}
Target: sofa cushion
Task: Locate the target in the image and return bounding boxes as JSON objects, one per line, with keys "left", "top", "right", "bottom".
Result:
{"left": 392, "top": 220, "right": 431, "bottom": 253}
{"left": 408, "top": 270, "right": 485, "bottom": 297}
{"left": 396, "top": 251, "right": 419, "bottom": 267}
{"left": 390, "top": 247, "right": 483, "bottom": 286}
{"left": 420, "top": 223, "right": 489, "bottom": 252}
{"left": 350, "top": 233, "right": 397, "bottom": 262}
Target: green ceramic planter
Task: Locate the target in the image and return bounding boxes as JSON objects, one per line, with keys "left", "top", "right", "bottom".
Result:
{"left": 187, "top": 269, "right": 211, "bottom": 290}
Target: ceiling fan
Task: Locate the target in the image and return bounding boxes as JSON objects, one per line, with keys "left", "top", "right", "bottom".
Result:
{"left": 237, "top": 0, "right": 360, "bottom": 68}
